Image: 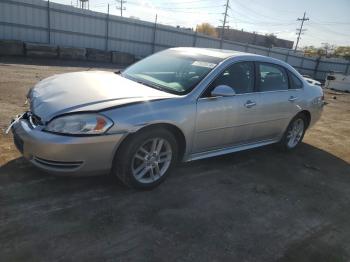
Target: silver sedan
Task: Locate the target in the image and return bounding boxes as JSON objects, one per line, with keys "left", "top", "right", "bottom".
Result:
{"left": 10, "top": 47, "right": 324, "bottom": 189}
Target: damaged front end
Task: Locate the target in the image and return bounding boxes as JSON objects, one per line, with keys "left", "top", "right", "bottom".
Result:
{"left": 5, "top": 111, "right": 43, "bottom": 135}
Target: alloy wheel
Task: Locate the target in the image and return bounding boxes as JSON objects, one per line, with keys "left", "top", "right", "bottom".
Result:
{"left": 286, "top": 118, "right": 304, "bottom": 148}
{"left": 131, "top": 138, "right": 172, "bottom": 184}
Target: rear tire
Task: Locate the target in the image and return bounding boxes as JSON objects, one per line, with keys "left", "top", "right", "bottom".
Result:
{"left": 112, "top": 127, "right": 178, "bottom": 189}
{"left": 278, "top": 114, "right": 307, "bottom": 151}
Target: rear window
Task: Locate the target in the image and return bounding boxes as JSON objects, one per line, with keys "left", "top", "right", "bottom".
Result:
{"left": 258, "top": 63, "right": 289, "bottom": 92}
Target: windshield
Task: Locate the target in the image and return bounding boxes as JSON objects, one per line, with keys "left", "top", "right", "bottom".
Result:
{"left": 122, "top": 49, "right": 222, "bottom": 95}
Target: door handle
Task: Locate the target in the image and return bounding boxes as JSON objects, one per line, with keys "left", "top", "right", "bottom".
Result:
{"left": 244, "top": 100, "right": 256, "bottom": 108}
{"left": 289, "top": 96, "right": 298, "bottom": 102}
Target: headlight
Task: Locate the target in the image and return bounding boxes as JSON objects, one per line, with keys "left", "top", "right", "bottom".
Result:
{"left": 45, "top": 114, "right": 113, "bottom": 135}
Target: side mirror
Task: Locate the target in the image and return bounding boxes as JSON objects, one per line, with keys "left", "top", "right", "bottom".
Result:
{"left": 211, "top": 85, "right": 236, "bottom": 97}
{"left": 327, "top": 75, "right": 335, "bottom": 81}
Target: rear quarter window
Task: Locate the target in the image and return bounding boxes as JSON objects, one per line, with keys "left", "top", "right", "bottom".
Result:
{"left": 289, "top": 72, "right": 303, "bottom": 89}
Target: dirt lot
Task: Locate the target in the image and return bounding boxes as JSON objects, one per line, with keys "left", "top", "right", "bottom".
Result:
{"left": 0, "top": 57, "right": 350, "bottom": 262}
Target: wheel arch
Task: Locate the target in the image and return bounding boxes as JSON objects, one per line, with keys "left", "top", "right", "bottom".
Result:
{"left": 297, "top": 110, "right": 311, "bottom": 129}
{"left": 115, "top": 123, "right": 187, "bottom": 161}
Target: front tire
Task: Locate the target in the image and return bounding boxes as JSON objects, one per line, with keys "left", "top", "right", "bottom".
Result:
{"left": 112, "top": 128, "right": 178, "bottom": 189}
{"left": 279, "top": 114, "right": 307, "bottom": 150}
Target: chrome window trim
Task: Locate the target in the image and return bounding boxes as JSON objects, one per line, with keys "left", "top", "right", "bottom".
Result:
{"left": 197, "top": 91, "right": 257, "bottom": 101}
{"left": 255, "top": 89, "right": 303, "bottom": 95}
{"left": 192, "top": 56, "right": 303, "bottom": 101}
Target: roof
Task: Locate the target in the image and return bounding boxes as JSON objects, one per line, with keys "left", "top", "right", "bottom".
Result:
{"left": 169, "top": 47, "right": 298, "bottom": 75}
{"left": 171, "top": 47, "right": 254, "bottom": 59}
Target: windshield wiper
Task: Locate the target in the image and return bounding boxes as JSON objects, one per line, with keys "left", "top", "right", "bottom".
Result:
{"left": 123, "top": 73, "right": 165, "bottom": 92}
{"left": 135, "top": 80, "right": 163, "bottom": 91}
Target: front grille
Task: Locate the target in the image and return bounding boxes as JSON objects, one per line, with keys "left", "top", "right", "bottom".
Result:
{"left": 33, "top": 156, "right": 83, "bottom": 170}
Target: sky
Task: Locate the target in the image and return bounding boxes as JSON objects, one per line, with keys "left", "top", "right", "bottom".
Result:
{"left": 53, "top": 0, "right": 350, "bottom": 48}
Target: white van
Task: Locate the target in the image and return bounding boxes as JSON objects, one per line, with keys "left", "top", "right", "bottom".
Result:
{"left": 325, "top": 72, "right": 350, "bottom": 92}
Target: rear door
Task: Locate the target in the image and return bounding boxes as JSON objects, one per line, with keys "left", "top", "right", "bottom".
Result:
{"left": 254, "top": 63, "right": 302, "bottom": 141}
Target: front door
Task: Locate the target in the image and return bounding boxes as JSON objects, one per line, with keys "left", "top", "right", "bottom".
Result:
{"left": 194, "top": 96, "right": 228, "bottom": 153}
{"left": 193, "top": 61, "right": 259, "bottom": 153}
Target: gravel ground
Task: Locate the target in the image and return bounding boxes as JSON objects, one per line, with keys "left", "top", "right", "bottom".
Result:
{"left": 0, "top": 57, "right": 350, "bottom": 262}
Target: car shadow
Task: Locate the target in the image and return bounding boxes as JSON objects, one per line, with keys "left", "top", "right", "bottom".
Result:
{"left": 0, "top": 143, "right": 349, "bottom": 193}
{"left": 1, "top": 143, "right": 350, "bottom": 261}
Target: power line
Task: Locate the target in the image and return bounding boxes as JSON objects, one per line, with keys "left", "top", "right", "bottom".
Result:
{"left": 308, "top": 23, "right": 350, "bottom": 37}
{"left": 126, "top": 1, "right": 221, "bottom": 14}
{"left": 158, "top": 0, "right": 216, "bottom": 4}
{"left": 236, "top": 0, "right": 301, "bottom": 15}
{"left": 228, "top": 6, "right": 295, "bottom": 26}
{"left": 312, "top": 18, "right": 350, "bottom": 25}
{"left": 229, "top": 16, "right": 295, "bottom": 26}
{"left": 154, "top": 4, "right": 224, "bottom": 10}
{"left": 116, "top": 0, "right": 126, "bottom": 16}
{"left": 232, "top": 0, "right": 294, "bottom": 23}
{"left": 295, "top": 11, "right": 309, "bottom": 51}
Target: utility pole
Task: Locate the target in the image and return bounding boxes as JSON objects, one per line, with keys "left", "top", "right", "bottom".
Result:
{"left": 219, "top": 0, "right": 230, "bottom": 49}
{"left": 152, "top": 14, "right": 158, "bottom": 53}
{"left": 116, "top": 0, "right": 126, "bottom": 16}
{"left": 105, "top": 4, "right": 110, "bottom": 51}
{"left": 294, "top": 11, "right": 309, "bottom": 51}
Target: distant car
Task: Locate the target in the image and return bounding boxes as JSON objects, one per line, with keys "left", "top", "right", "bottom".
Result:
{"left": 302, "top": 75, "right": 322, "bottom": 87}
{"left": 9, "top": 48, "right": 324, "bottom": 189}
{"left": 325, "top": 72, "right": 350, "bottom": 92}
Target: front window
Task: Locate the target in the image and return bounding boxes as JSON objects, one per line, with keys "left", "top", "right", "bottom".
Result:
{"left": 122, "top": 49, "right": 222, "bottom": 95}
{"left": 210, "top": 62, "right": 255, "bottom": 95}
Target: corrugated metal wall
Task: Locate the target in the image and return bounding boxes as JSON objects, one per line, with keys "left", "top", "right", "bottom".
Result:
{"left": 1, "top": 0, "right": 349, "bottom": 80}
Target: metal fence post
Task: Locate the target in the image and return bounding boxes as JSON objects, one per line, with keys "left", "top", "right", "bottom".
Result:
{"left": 300, "top": 56, "right": 305, "bottom": 71}
{"left": 267, "top": 47, "right": 271, "bottom": 57}
{"left": 345, "top": 63, "right": 350, "bottom": 75}
{"left": 47, "top": 0, "right": 51, "bottom": 44}
{"left": 151, "top": 14, "right": 158, "bottom": 53}
{"left": 313, "top": 55, "right": 321, "bottom": 78}
{"left": 245, "top": 43, "right": 249, "bottom": 52}
{"left": 105, "top": 4, "right": 109, "bottom": 51}
{"left": 285, "top": 52, "right": 289, "bottom": 63}
{"left": 300, "top": 56, "right": 305, "bottom": 68}
{"left": 192, "top": 30, "right": 197, "bottom": 47}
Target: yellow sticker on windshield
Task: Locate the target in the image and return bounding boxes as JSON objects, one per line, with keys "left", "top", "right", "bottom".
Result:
{"left": 192, "top": 61, "right": 216, "bottom": 68}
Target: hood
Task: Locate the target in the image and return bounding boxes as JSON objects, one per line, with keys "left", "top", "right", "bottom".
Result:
{"left": 28, "top": 71, "right": 177, "bottom": 121}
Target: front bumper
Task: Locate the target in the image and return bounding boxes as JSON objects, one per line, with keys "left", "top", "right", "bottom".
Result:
{"left": 12, "top": 119, "right": 126, "bottom": 176}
